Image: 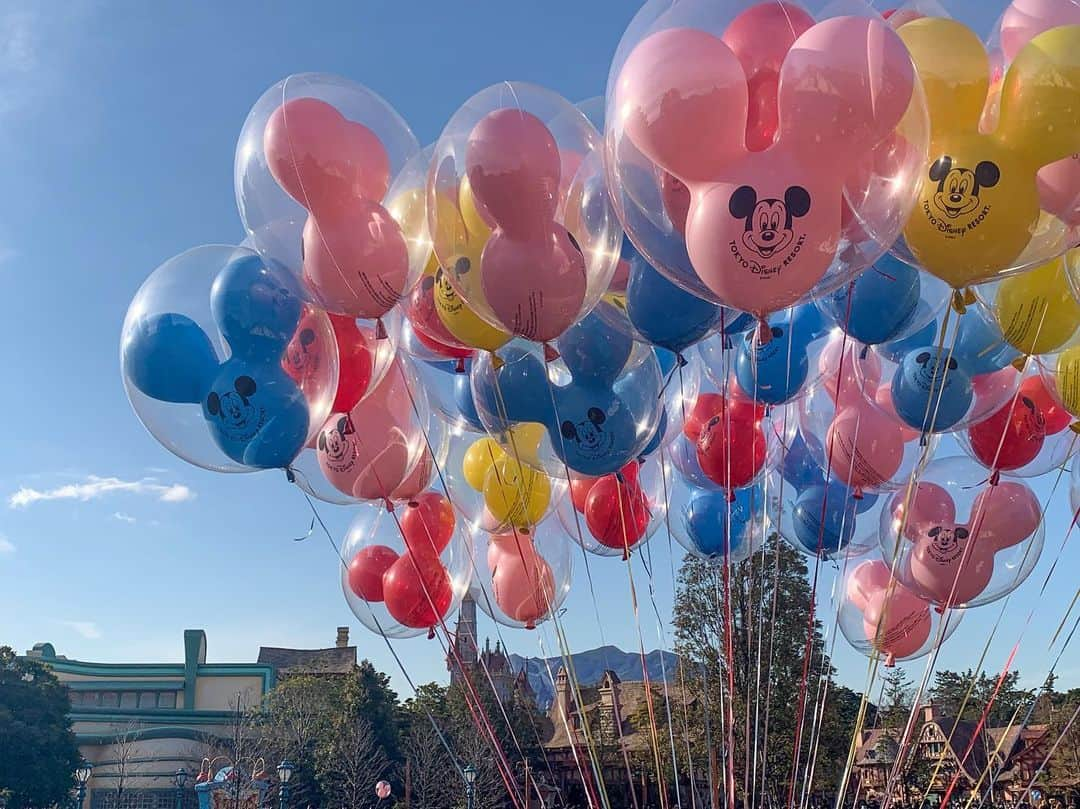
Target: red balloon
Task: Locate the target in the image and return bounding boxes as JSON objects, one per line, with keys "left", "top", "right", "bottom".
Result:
{"left": 406, "top": 270, "right": 469, "bottom": 355}
{"left": 584, "top": 473, "right": 650, "bottom": 551}
{"left": 569, "top": 474, "right": 595, "bottom": 513}
{"left": 382, "top": 552, "right": 453, "bottom": 629}
{"left": 330, "top": 313, "right": 373, "bottom": 413}
{"left": 967, "top": 394, "right": 1046, "bottom": 472}
{"left": 696, "top": 408, "right": 766, "bottom": 491}
{"left": 1020, "top": 375, "right": 1071, "bottom": 435}
{"left": 400, "top": 491, "right": 455, "bottom": 559}
{"left": 684, "top": 393, "right": 763, "bottom": 442}
{"left": 283, "top": 309, "right": 329, "bottom": 389}
{"left": 347, "top": 545, "right": 399, "bottom": 602}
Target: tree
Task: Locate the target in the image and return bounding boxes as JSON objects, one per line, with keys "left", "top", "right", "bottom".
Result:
{"left": 318, "top": 715, "right": 389, "bottom": 809}
{"left": 0, "top": 645, "right": 81, "bottom": 809}
{"left": 109, "top": 721, "right": 142, "bottom": 803}
{"left": 929, "top": 669, "right": 1030, "bottom": 724}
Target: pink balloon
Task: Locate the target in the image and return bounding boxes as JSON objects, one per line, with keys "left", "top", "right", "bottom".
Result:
{"left": 489, "top": 533, "right": 556, "bottom": 628}
{"left": 848, "top": 560, "right": 933, "bottom": 664}
{"left": 263, "top": 97, "right": 390, "bottom": 218}
{"left": 301, "top": 198, "right": 409, "bottom": 319}
{"left": 894, "top": 481, "right": 956, "bottom": 542}
{"left": 722, "top": 2, "right": 815, "bottom": 151}
{"left": 466, "top": 109, "right": 560, "bottom": 240}
{"left": 480, "top": 226, "right": 586, "bottom": 342}
{"left": 825, "top": 405, "right": 904, "bottom": 493}
{"left": 1000, "top": 0, "right": 1080, "bottom": 62}
{"left": 969, "top": 481, "right": 1041, "bottom": 552}
{"left": 847, "top": 558, "right": 893, "bottom": 611}
{"left": 376, "top": 781, "right": 392, "bottom": 800}
{"left": 819, "top": 335, "right": 880, "bottom": 410}
{"left": 617, "top": 17, "right": 913, "bottom": 316}
{"left": 316, "top": 361, "right": 424, "bottom": 502}
{"left": 1037, "top": 156, "right": 1080, "bottom": 226}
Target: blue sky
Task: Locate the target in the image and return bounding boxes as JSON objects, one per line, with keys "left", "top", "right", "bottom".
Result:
{"left": 6, "top": 0, "right": 1074, "bottom": 706}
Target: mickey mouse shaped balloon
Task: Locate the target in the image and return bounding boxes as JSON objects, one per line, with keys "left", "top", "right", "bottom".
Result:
{"left": 429, "top": 82, "right": 621, "bottom": 351}
{"left": 880, "top": 458, "right": 1045, "bottom": 610}
{"left": 470, "top": 312, "right": 663, "bottom": 476}
{"left": 235, "top": 73, "right": 426, "bottom": 331}
{"left": 122, "top": 246, "right": 338, "bottom": 472}
{"left": 609, "top": 3, "right": 921, "bottom": 322}
{"left": 899, "top": 17, "right": 1080, "bottom": 288}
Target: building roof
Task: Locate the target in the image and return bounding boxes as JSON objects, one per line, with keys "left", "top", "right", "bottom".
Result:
{"left": 256, "top": 645, "right": 356, "bottom": 675}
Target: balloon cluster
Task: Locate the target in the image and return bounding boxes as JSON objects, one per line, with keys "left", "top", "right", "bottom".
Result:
{"left": 121, "top": 0, "right": 1080, "bottom": 662}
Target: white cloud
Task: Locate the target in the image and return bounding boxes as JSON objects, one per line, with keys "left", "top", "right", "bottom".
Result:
{"left": 62, "top": 621, "right": 101, "bottom": 640}
{"left": 0, "top": 534, "right": 14, "bottom": 554}
{"left": 113, "top": 512, "right": 136, "bottom": 524}
{"left": 8, "top": 475, "right": 195, "bottom": 509}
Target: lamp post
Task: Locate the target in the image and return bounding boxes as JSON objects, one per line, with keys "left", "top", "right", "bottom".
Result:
{"left": 276, "top": 760, "right": 294, "bottom": 809}
{"left": 74, "top": 760, "right": 93, "bottom": 809}
{"left": 173, "top": 769, "right": 187, "bottom": 809}
{"left": 464, "top": 764, "right": 477, "bottom": 809}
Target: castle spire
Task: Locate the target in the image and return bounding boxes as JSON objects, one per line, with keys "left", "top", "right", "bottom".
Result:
{"left": 448, "top": 592, "right": 478, "bottom": 681}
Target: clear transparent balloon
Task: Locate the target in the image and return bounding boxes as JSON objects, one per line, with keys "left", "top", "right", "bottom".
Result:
{"left": 470, "top": 521, "right": 574, "bottom": 630}
{"left": 427, "top": 81, "right": 622, "bottom": 340}
{"left": 470, "top": 334, "right": 664, "bottom": 478}
{"left": 339, "top": 495, "right": 474, "bottom": 640}
{"left": 234, "top": 73, "right": 425, "bottom": 320}
{"left": 877, "top": 455, "right": 1045, "bottom": 609}
{"left": 120, "top": 245, "right": 338, "bottom": 473}
{"left": 834, "top": 554, "right": 964, "bottom": 664}
{"left": 555, "top": 456, "right": 666, "bottom": 557}
{"left": 664, "top": 462, "right": 776, "bottom": 564}
{"left": 770, "top": 471, "right": 881, "bottom": 561}
{"left": 605, "top": 0, "right": 930, "bottom": 311}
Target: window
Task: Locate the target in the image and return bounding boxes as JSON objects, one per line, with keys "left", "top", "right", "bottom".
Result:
{"left": 138, "top": 692, "right": 157, "bottom": 709}
{"left": 100, "top": 692, "right": 119, "bottom": 708}
{"left": 120, "top": 692, "right": 137, "bottom": 708}
{"left": 157, "top": 691, "right": 177, "bottom": 708}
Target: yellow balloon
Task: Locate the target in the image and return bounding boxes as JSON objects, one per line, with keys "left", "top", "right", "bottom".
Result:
{"left": 1057, "top": 345, "right": 1080, "bottom": 416}
{"left": 482, "top": 457, "right": 551, "bottom": 529}
{"left": 503, "top": 423, "right": 547, "bottom": 467}
{"left": 433, "top": 264, "right": 511, "bottom": 352}
{"left": 459, "top": 176, "right": 492, "bottom": 242}
{"left": 995, "top": 259, "right": 1080, "bottom": 355}
{"left": 463, "top": 437, "right": 505, "bottom": 492}
{"left": 898, "top": 19, "right": 1080, "bottom": 288}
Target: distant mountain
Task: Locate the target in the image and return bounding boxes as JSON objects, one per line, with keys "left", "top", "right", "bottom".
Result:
{"left": 508, "top": 645, "right": 679, "bottom": 709}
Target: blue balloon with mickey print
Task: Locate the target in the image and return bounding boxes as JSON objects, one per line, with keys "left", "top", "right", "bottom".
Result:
{"left": 734, "top": 311, "right": 810, "bottom": 406}
{"left": 471, "top": 311, "right": 663, "bottom": 476}
{"left": 124, "top": 253, "right": 311, "bottom": 470}
{"left": 891, "top": 345, "right": 973, "bottom": 433}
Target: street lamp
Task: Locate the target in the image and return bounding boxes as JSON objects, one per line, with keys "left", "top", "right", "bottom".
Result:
{"left": 173, "top": 769, "right": 187, "bottom": 809}
{"left": 74, "top": 761, "right": 92, "bottom": 809}
{"left": 464, "top": 764, "right": 477, "bottom": 809}
{"left": 276, "top": 760, "right": 295, "bottom": 809}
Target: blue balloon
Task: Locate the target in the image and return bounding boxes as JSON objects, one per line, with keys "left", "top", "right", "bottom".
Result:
{"left": 788, "top": 303, "right": 828, "bottom": 346}
{"left": 551, "top": 385, "right": 642, "bottom": 476}
{"left": 202, "top": 359, "right": 309, "bottom": 468}
{"left": 953, "top": 308, "right": 1021, "bottom": 376}
{"left": 556, "top": 310, "right": 633, "bottom": 383}
{"left": 124, "top": 313, "right": 218, "bottom": 404}
{"left": 639, "top": 407, "right": 668, "bottom": 459}
{"left": 891, "top": 346, "right": 973, "bottom": 433}
{"left": 877, "top": 318, "right": 938, "bottom": 364}
{"left": 821, "top": 254, "right": 920, "bottom": 345}
{"left": 789, "top": 484, "right": 859, "bottom": 558}
{"left": 625, "top": 249, "right": 721, "bottom": 353}
{"left": 454, "top": 371, "right": 484, "bottom": 432}
{"left": 211, "top": 254, "right": 303, "bottom": 358}
{"left": 780, "top": 432, "right": 826, "bottom": 490}
{"left": 734, "top": 318, "right": 809, "bottom": 405}
{"left": 684, "top": 486, "right": 753, "bottom": 559}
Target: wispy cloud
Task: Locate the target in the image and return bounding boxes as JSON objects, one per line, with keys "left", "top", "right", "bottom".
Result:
{"left": 61, "top": 620, "right": 101, "bottom": 640}
{"left": 0, "top": 534, "right": 14, "bottom": 554}
{"left": 113, "top": 512, "right": 136, "bottom": 524}
{"left": 9, "top": 475, "right": 195, "bottom": 509}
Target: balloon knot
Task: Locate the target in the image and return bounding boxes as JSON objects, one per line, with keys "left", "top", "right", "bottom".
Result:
{"left": 756, "top": 319, "right": 772, "bottom": 345}
{"left": 375, "top": 318, "right": 388, "bottom": 340}
{"left": 383, "top": 498, "right": 395, "bottom": 513}
{"left": 675, "top": 352, "right": 688, "bottom": 368}
{"left": 284, "top": 467, "right": 297, "bottom": 484}
{"left": 615, "top": 471, "right": 625, "bottom": 485}
{"left": 963, "top": 288, "right": 977, "bottom": 306}
{"left": 989, "top": 469, "right": 1001, "bottom": 486}
{"left": 622, "top": 547, "right": 630, "bottom": 561}
{"left": 852, "top": 487, "right": 864, "bottom": 501}
{"left": 543, "top": 343, "right": 560, "bottom": 362}
{"left": 525, "top": 621, "right": 536, "bottom": 630}
{"left": 951, "top": 290, "right": 968, "bottom": 315}
{"left": 491, "top": 353, "right": 505, "bottom": 370}
{"left": 427, "top": 627, "right": 436, "bottom": 640}
{"left": 1070, "top": 421, "right": 1080, "bottom": 435}
{"left": 1011, "top": 356, "right": 1028, "bottom": 373}
{"left": 455, "top": 357, "right": 466, "bottom": 374}
{"left": 884, "top": 654, "right": 896, "bottom": 668}
{"left": 859, "top": 344, "right": 869, "bottom": 360}
{"left": 919, "top": 433, "right": 929, "bottom": 447}
{"left": 725, "top": 489, "right": 736, "bottom": 504}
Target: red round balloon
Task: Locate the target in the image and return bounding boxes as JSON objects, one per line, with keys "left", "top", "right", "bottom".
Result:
{"left": 584, "top": 473, "right": 650, "bottom": 550}
{"left": 967, "top": 394, "right": 1046, "bottom": 471}
{"left": 1020, "top": 375, "right": 1071, "bottom": 435}
{"left": 406, "top": 271, "right": 469, "bottom": 355}
{"left": 569, "top": 474, "right": 595, "bottom": 513}
{"left": 696, "top": 409, "right": 766, "bottom": 491}
{"left": 330, "top": 313, "right": 373, "bottom": 413}
{"left": 347, "top": 545, "right": 399, "bottom": 602}
{"left": 400, "top": 491, "right": 455, "bottom": 559}
{"left": 382, "top": 552, "right": 453, "bottom": 629}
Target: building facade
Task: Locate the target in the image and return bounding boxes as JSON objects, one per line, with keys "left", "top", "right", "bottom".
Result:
{"left": 23, "top": 627, "right": 357, "bottom": 809}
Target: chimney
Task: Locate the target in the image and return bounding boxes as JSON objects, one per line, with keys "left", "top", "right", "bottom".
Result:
{"left": 336, "top": 627, "right": 349, "bottom": 648}
{"left": 923, "top": 702, "right": 937, "bottom": 724}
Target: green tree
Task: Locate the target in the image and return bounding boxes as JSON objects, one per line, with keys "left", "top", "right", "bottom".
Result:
{"left": 0, "top": 646, "right": 81, "bottom": 809}
{"left": 929, "top": 669, "right": 1030, "bottom": 724}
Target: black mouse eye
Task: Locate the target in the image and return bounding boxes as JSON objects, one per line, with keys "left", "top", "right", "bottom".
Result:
{"left": 454, "top": 257, "right": 471, "bottom": 276}
{"left": 567, "top": 231, "right": 583, "bottom": 255}
{"left": 770, "top": 326, "right": 783, "bottom": 338}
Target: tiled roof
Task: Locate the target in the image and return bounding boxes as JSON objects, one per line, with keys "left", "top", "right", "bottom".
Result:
{"left": 256, "top": 646, "right": 356, "bottom": 675}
